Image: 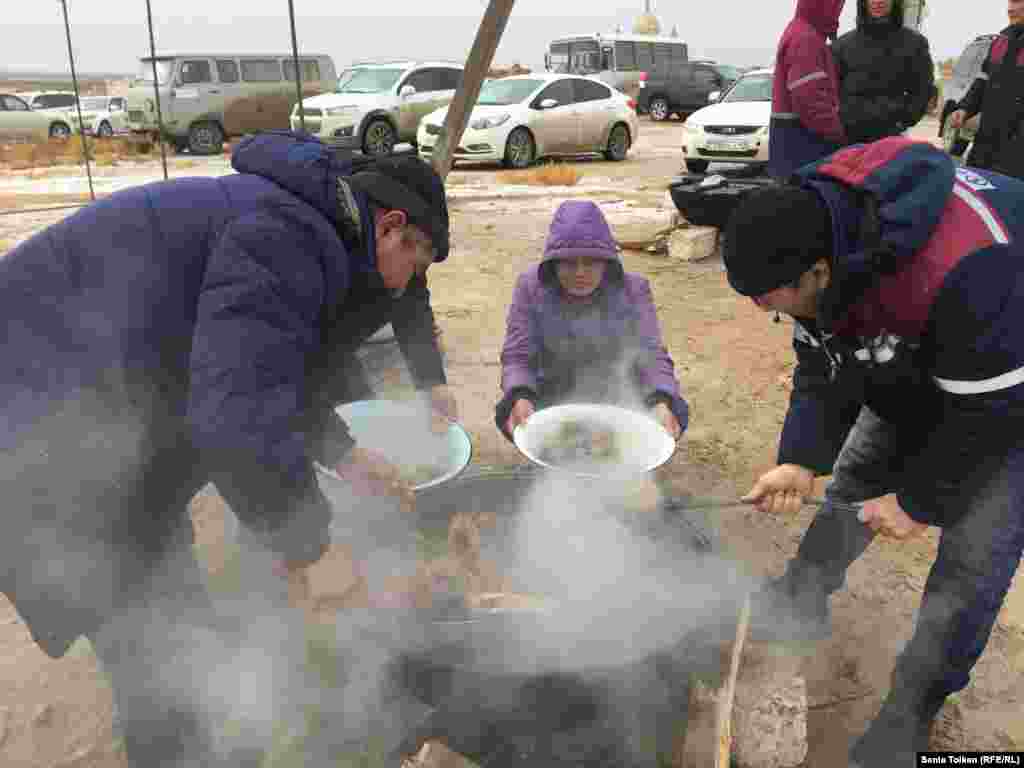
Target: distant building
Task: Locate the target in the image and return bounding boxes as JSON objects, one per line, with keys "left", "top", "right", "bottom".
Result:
{"left": 633, "top": 0, "right": 662, "bottom": 36}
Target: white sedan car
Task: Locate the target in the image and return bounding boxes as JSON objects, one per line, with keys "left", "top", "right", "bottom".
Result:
{"left": 681, "top": 68, "right": 773, "bottom": 174}
{"left": 417, "top": 74, "right": 638, "bottom": 168}
{"left": 73, "top": 96, "right": 130, "bottom": 138}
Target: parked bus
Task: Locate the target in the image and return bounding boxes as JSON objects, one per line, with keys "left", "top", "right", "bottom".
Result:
{"left": 124, "top": 52, "right": 337, "bottom": 154}
{"left": 545, "top": 33, "right": 688, "bottom": 100}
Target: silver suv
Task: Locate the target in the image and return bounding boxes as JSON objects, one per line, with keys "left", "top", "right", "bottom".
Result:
{"left": 290, "top": 60, "right": 463, "bottom": 155}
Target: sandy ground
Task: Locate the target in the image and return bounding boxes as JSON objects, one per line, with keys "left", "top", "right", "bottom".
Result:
{"left": 0, "top": 117, "right": 1021, "bottom": 767}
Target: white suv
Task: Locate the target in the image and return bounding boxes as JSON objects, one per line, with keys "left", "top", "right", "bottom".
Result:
{"left": 16, "top": 91, "right": 79, "bottom": 114}
{"left": 290, "top": 61, "right": 463, "bottom": 155}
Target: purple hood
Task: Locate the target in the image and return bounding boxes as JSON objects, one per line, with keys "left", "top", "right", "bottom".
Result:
{"left": 541, "top": 201, "right": 623, "bottom": 281}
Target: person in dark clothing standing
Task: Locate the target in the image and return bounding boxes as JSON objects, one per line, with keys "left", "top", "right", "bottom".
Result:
{"left": 833, "top": 0, "right": 935, "bottom": 143}
{"left": 949, "top": 0, "right": 1024, "bottom": 178}
{"left": 768, "top": 0, "right": 849, "bottom": 179}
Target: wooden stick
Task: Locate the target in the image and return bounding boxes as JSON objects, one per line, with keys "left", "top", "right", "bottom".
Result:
{"left": 717, "top": 594, "right": 751, "bottom": 767}
{"left": 431, "top": 0, "right": 517, "bottom": 179}
{"left": 677, "top": 593, "right": 752, "bottom": 768}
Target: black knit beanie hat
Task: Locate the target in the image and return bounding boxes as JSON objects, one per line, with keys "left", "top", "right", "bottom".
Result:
{"left": 722, "top": 186, "right": 834, "bottom": 297}
{"left": 347, "top": 155, "right": 450, "bottom": 262}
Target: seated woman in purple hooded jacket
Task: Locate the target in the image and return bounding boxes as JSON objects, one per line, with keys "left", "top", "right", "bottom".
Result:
{"left": 496, "top": 200, "right": 689, "bottom": 441}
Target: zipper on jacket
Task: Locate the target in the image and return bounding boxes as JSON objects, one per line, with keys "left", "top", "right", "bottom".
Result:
{"left": 810, "top": 324, "right": 841, "bottom": 383}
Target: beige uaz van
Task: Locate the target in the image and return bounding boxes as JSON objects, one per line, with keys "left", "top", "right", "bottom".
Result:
{"left": 125, "top": 53, "right": 337, "bottom": 154}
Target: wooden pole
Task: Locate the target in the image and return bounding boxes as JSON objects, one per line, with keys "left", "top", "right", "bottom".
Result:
{"left": 676, "top": 593, "right": 751, "bottom": 768}
{"left": 430, "top": 0, "right": 516, "bottom": 179}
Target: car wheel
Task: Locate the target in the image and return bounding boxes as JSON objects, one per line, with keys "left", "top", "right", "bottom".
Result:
{"left": 188, "top": 121, "right": 224, "bottom": 155}
{"left": 503, "top": 127, "right": 535, "bottom": 169}
{"left": 97, "top": 121, "right": 114, "bottom": 138}
{"left": 603, "top": 123, "right": 631, "bottom": 162}
{"left": 363, "top": 119, "right": 396, "bottom": 156}
{"left": 649, "top": 98, "right": 670, "bottom": 122}
{"left": 942, "top": 119, "right": 969, "bottom": 158}
{"left": 49, "top": 121, "right": 71, "bottom": 140}
{"left": 684, "top": 159, "right": 710, "bottom": 174}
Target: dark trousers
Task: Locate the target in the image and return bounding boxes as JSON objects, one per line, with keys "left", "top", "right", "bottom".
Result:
{"left": 790, "top": 407, "right": 1024, "bottom": 722}
{"left": 86, "top": 503, "right": 314, "bottom": 768}
{"left": 87, "top": 531, "right": 223, "bottom": 767}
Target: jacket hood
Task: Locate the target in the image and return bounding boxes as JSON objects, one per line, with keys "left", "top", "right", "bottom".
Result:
{"left": 792, "top": 137, "right": 956, "bottom": 328}
{"left": 539, "top": 200, "right": 623, "bottom": 285}
{"left": 796, "top": 0, "right": 846, "bottom": 38}
{"left": 230, "top": 130, "right": 376, "bottom": 270}
{"left": 856, "top": 0, "right": 905, "bottom": 28}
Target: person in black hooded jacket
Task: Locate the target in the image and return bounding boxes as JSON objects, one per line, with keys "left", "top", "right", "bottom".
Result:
{"left": 948, "top": 0, "right": 1024, "bottom": 177}
{"left": 832, "top": 0, "right": 934, "bottom": 143}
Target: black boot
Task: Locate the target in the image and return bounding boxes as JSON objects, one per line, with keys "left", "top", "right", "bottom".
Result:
{"left": 848, "top": 703, "right": 933, "bottom": 767}
{"left": 747, "top": 563, "right": 832, "bottom": 644}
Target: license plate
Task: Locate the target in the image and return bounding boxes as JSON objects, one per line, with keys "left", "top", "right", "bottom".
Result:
{"left": 706, "top": 138, "right": 751, "bottom": 150}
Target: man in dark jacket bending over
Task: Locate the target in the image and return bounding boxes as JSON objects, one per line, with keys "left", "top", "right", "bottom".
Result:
{"left": 0, "top": 131, "right": 451, "bottom": 767}
{"left": 722, "top": 138, "right": 1024, "bottom": 766}
{"left": 833, "top": 0, "right": 934, "bottom": 143}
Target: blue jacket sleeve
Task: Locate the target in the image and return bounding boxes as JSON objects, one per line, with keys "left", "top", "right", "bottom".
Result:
{"left": 186, "top": 212, "right": 334, "bottom": 565}
{"left": 777, "top": 324, "right": 863, "bottom": 475}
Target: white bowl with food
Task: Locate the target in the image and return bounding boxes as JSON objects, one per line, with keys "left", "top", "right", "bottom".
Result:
{"left": 512, "top": 403, "right": 676, "bottom": 478}
{"left": 317, "top": 399, "right": 472, "bottom": 491}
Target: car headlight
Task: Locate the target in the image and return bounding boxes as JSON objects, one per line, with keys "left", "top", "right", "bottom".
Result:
{"left": 470, "top": 113, "right": 511, "bottom": 130}
{"left": 683, "top": 122, "right": 702, "bottom": 134}
{"left": 758, "top": 125, "right": 769, "bottom": 136}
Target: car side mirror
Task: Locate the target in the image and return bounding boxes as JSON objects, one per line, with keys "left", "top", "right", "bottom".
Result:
{"left": 400, "top": 84, "right": 416, "bottom": 98}
{"left": 707, "top": 90, "right": 721, "bottom": 103}
{"left": 539, "top": 98, "right": 559, "bottom": 109}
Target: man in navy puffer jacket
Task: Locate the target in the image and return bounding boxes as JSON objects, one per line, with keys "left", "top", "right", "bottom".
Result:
{"left": 0, "top": 131, "right": 450, "bottom": 766}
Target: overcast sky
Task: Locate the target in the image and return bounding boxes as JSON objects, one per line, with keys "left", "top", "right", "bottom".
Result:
{"left": 3, "top": 0, "right": 1011, "bottom": 75}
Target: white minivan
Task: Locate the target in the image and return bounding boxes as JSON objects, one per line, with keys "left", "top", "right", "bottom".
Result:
{"left": 124, "top": 53, "right": 337, "bottom": 154}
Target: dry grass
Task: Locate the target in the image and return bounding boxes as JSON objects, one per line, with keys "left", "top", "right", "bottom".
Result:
{"left": 0, "top": 193, "right": 94, "bottom": 209}
{"left": 0, "top": 136, "right": 167, "bottom": 171}
{"left": 497, "top": 162, "right": 583, "bottom": 187}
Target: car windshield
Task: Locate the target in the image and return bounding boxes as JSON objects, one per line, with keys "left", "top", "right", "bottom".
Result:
{"left": 476, "top": 78, "right": 544, "bottom": 106}
{"left": 137, "top": 59, "right": 175, "bottom": 85}
{"left": 336, "top": 69, "right": 355, "bottom": 91}
{"left": 722, "top": 74, "right": 773, "bottom": 103}
{"left": 716, "top": 65, "right": 741, "bottom": 82}
{"left": 34, "top": 94, "right": 75, "bottom": 109}
{"left": 80, "top": 97, "right": 108, "bottom": 111}
{"left": 337, "top": 68, "right": 404, "bottom": 94}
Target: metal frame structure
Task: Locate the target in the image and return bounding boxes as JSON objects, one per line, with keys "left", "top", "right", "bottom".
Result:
{"left": 0, "top": 0, "right": 515, "bottom": 221}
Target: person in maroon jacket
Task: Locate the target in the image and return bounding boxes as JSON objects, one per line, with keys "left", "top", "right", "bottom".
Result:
{"left": 769, "top": 0, "right": 849, "bottom": 178}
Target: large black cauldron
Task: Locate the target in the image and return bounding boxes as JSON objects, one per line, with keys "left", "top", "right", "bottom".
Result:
{"left": 378, "top": 467, "right": 737, "bottom": 767}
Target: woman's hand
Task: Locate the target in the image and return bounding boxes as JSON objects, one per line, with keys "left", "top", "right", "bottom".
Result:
{"left": 651, "top": 402, "right": 682, "bottom": 440}
{"left": 506, "top": 398, "right": 535, "bottom": 435}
